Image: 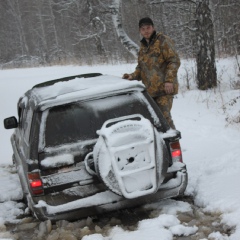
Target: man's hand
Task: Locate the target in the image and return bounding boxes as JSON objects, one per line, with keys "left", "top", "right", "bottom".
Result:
{"left": 164, "top": 82, "right": 174, "bottom": 94}
{"left": 122, "top": 73, "right": 133, "bottom": 80}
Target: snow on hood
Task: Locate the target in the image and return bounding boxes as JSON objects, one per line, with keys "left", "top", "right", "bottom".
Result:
{"left": 31, "top": 75, "right": 145, "bottom": 110}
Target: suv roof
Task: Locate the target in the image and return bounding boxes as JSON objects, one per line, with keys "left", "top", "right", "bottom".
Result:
{"left": 25, "top": 73, "right": 145, "bottom": 111}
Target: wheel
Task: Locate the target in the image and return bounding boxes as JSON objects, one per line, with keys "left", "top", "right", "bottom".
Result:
{"left": 92, "top": 115, "right": 165, "bottom": 199}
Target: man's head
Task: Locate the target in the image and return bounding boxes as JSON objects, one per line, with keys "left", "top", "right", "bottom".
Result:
{"left": 139, "top": 17, "right": 155, "bottom": 41}
{"left": 139, "top": 17, "right": 154, "bottom": 28}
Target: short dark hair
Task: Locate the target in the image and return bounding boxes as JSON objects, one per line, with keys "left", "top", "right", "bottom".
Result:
{"left": 139, "top": 17, "right": 154, "bottom": 28}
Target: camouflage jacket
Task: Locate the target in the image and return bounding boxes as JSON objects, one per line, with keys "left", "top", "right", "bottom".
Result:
{"left": 131, "top": 31, "right": 180, "bottom": 97}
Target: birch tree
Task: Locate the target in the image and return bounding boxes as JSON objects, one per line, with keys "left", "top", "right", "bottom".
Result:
{"left": 70, "top": 0, "right": 108, "bottom": 63}
{"left": 86, "top": 0, "right": 107, "bottom": 62}
{"left": 195, "top": 0, "right": 217, "bottom": 89}
{"left": 46, "top": 0, "right": 63, "bottom": 63}
{"left": 0, "top": 0, "right": 238, "bottom": 68}
{"left": 32, "top": 0, "right": 49, "bottom": 64}
{"left": 150, "top": 0, "right": 217, "bottom": 89}
{"left": 6, "top": 0, "right": 30, "bottom": 56}
{"left": 110, "top": 0, "right": 139, "bottom": 58}
{"left": 212, "top": 0, "right": 240, "bottom": 56}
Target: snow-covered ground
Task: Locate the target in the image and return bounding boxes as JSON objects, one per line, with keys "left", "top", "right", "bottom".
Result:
{"left": 0, "top": 58, "right": 239, "bottom": 240}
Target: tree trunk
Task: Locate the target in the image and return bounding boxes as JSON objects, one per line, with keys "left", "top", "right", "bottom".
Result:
{"left": 87, "top": 0, "right": 107, "bottom": 63}
{"left": 111, "top": 0, "right": 139, "bottom": 58}
{"left": 196, "top": 0, "right": 217, "bottom": 90}
{"left": 35, "top": 0, "right": 49, "bottom": 64}
{"left": 7, "top": 0, "right": 29, "bottom": 56}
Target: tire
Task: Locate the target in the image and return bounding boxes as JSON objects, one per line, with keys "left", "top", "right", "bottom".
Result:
{"left": 93, "top": 115, "right": 165, "bottom": 199}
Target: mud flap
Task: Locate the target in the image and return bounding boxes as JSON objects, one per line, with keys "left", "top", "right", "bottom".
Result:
{"left": 92, "top": 114, "right": 163, "bottom": 199}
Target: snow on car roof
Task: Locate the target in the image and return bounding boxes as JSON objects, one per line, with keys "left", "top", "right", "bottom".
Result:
{"left": 30, "top": 74, "right": 145, "bottom": 110}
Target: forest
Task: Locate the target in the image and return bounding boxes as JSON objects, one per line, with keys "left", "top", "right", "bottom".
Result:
{"left": 0, "top": 0, "right": 239, "bottom": 69}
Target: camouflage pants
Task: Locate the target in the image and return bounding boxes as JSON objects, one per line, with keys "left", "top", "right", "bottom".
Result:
{"left": 154, "top": 95, "right": 176, "bottom": 129}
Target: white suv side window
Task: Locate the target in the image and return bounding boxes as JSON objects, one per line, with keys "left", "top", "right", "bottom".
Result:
{"left": 23, "top": 109, "right": 33, "bottom": 144}
{"left": 19, "top": 98, "right": 33, "bottom": 144}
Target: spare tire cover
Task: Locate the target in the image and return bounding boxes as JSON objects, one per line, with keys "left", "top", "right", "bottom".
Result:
{"left": 93, "top": 114, "right": 164, "bottom": 199}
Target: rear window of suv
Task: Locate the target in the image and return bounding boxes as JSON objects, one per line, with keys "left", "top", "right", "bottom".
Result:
{"left": 44, "top": 92, "right": 159, "bottom": 147}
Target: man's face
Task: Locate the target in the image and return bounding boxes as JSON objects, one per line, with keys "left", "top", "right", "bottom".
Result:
{"left": 139, "top": 24, "right": 155, "bottom": 40}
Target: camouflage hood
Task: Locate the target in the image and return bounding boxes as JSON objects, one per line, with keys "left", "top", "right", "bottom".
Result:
{"left": 131, "top": 32, "right": 180, "bottom": 97}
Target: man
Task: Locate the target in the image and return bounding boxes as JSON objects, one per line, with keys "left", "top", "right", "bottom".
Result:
{"left": 123, "top": 17, "right": 180, "bottom": 129}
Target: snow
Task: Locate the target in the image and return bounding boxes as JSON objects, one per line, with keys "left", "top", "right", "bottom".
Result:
{"left": 82, "top": 213, "right": 198, "bottom": 240}
{"left": 0, "top": 58, "right": 240, "bottom": 239}
{"left": 35, "top": 191, "right": 122, "bottom": 215}
{"left": 41, "top": 154, "right": 74, "bottom": 168}
{"left": 33, "top": 75, "right": 144, "bottom": 100}
{"left": 32, "top": 75, "right": 144, "bottom": 111}
{"left": 0, "top": 166, "right": 22, "bottom": 202}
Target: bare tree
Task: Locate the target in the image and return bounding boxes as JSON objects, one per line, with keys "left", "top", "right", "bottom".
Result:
{"left": 110, "top": 0, "right": 139, "bottom": 58}
{"left": 0, "top": 0, "right": 238, "bottom": 69}
{"left": 32, "top": 0, "right": 49, "bottom": 64}
{"left": 6, "top": 0, "right": 30, "bottom": 56}
{"left": 149, "top": 0, "right": 217, "bottom": 90}
{"left": 86, "top": 0, "right": 107, "bottom": 62}
{"left": 195, "top": 0, "right": 217, "bottom": 89}
{"left": 69, "top": 0, "right": 108, "bottom": 63}
{"left": 212, "top": 0, "right": 240, "bottom": 56}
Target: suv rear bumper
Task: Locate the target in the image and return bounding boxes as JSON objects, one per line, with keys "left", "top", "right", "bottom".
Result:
{"left": 32, "top": 167, "right": 187, "bottom": 221}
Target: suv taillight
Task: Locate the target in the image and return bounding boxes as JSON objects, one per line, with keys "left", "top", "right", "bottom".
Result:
{"left": 28, "top": 172, "right": 44, "bottom": 195}
{"left": 170, "top": 141, "right": 183, "bottom": 163}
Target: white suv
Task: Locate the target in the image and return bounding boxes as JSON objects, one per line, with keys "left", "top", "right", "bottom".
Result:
{"left": 4, "top": 73, "right": 187, "bottom": 221}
